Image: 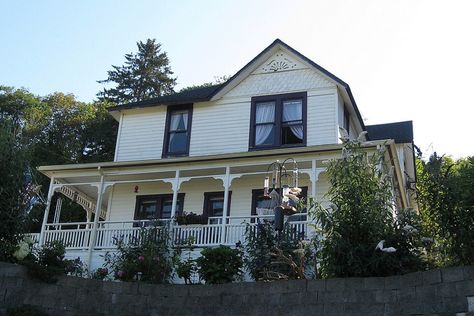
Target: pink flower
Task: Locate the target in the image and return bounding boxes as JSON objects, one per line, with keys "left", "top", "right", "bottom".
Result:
{"left": 100, "top": 268, "right": 108, "bottom": 274}
{"left": 116, "top": 270, "right": 124, "bottom": 278}
{"left": 138, "top": 255, "right": 145, "bottom": 262}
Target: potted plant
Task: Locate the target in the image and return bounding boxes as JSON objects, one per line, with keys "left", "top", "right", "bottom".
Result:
{"left": 175, "top": 212, "right": 208, "bottom": 225}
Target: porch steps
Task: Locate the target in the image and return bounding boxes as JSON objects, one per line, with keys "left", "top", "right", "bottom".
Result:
{"left": 57, "top": 185, "right": 107, "bottom": 219}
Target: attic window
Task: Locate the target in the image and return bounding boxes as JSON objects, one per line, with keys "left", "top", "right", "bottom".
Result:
{"left": 163, "top": 105, "right": 192, "bottom": 157}
{"left": 249, "top": 92, "right": 307, "bottom": 150}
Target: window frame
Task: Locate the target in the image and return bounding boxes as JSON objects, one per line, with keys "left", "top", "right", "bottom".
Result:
{"left": 162, "top": 104, "right": 193, "bottom": 158}
{"left": 202, "top": 191, "right": 232, "bottom": 218}
{"left": 249, "top": 92, "right": 307, "bottom": 150}
{"left": 134, "top": 193, "right": 185, "bottom": 220}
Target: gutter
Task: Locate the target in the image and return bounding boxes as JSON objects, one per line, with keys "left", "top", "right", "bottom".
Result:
{"left": 37, "top": 140, "right": 391, "bottom": 176}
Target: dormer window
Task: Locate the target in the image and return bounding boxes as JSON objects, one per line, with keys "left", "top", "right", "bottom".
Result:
{"left": 163, "top": 105, "right": 192, "bottom": 157}
{"left": 249, "top": 92, "right": 307, "bottom": 149}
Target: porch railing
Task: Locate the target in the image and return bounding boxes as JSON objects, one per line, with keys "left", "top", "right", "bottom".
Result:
{"left": 34, "top": 214, "right": 311, "bottom": 250}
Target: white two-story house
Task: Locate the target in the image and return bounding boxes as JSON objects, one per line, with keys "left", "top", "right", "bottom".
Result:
{"left": 33, "top": 39, "right": 416, "bottom": 270}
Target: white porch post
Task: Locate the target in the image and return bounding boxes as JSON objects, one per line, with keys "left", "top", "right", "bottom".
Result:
{"left": 220, "top": 166, "right": 231, "bottom": 244}
{"left": 87, "top": 174, "right": 105, "bottom": 270}
{"left": 170, "top": 170, "right": 180, "bottom": 219}
{"left": 310, "top": 160, "right": 325, "bottom": 199}
{"left": 311, "top": 160, "right": 317, "bottom": 198}
{"left": 38, "top": 177, "right": 56, "bottom": 246}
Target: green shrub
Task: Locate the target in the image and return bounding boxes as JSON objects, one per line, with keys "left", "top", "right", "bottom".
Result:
{"left": 103, "top": 222, "right": 177, "bottom": 283}
{"left": 175, "top": 237, "right": 198, "bottom": 284}
{"left": 243, "top": 221, "right": 315, "bottom": 281}
{"left": 23, "top": 240, "right": 84, "bottom": 283}
{"left": 196, "top": 245, "right": 243, "bottom": 284}
{"left": 312, "top": 137, "right": 426, "bottom": 277}
{"left": 175, "top": 212, "right": 208, "bottom": 225}
{"left": 91, "top": 267, "right": 109, "bottom": 280}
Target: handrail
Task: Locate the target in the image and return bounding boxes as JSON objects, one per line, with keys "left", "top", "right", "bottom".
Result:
{"left": 35, "top": 215, "right": 312, "bottom": 250}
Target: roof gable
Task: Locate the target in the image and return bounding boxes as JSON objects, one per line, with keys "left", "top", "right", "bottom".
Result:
{"left": 108, "top": 39, "right": 365, "bottom": 131}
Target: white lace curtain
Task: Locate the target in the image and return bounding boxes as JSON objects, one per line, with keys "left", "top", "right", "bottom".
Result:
{"left": 169, "top": 111, "right": 188, "bottom": 144}
{"left": 255, "top": 102, "right": 275, "bottom": 145}
{"left": 283, "top": 100, "right": 303, "bottom": 140}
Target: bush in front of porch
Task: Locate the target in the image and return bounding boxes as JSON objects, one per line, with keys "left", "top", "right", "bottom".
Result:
{"left": 21, "top": 240, "right": 85, "bottom": 283}
{"left": 243, "top": 221, "right": 316, "bottom": 281}
{"left": 103, "top": 222, "right": 178, "bottom": 283}
{"left": 196, "top": 245, "right": 243, "bottom": 284}
{"left": 311, "top": 137, "right": 427, "bottom": 278}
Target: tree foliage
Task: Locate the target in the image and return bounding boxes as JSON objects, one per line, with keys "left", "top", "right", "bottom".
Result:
{"left": 179, "top": 75, "right": 230, "bottom": 93}
{"left": 97, "top": 39, "right": 176, "bottom": 104}
{"left": 0, "top": 86, "right": 118, "bottom": 237}
{"left": 312, "top": 139, "right": 425, "bottom": 277}
{"left": 0, "top": 119, "right": 30, "bottom": 260}
{"left": 417, "top": 153, "right": 474, "bottom": 265}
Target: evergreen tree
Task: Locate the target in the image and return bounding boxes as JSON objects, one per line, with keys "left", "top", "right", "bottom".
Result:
{"left": 97, "top": 39, "right": 176, "bottom": 104}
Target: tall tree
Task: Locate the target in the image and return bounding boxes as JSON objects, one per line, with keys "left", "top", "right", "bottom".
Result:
{"left": 0, "top": 87, "right": 118, "bottom": 236}
{"left": 417, "top": 153, "right": 474, "bottom": 265}
{"left": 0, "top": 87, "right": 39, "bottom": 259}
{"left": 97, "top": 39, "right": 176, "bottom": 104}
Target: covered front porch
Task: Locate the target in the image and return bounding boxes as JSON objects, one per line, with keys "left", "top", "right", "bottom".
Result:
{"left": 31, "top": 143, "right": 400, "bottom": 269}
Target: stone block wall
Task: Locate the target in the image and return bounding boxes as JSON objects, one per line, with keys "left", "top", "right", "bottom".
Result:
{"left": 1, "top": 262, "right": 474, "bottom": 316}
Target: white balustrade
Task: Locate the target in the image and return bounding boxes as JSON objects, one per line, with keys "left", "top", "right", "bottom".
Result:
{"left": 29, "top": 214, "right": 310, "bottom": 250}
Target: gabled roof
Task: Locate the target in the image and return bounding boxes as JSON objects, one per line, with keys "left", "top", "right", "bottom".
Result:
{"left": 366, "top": 121, "right": 413, "bottom": 143}
{"left": 108, "top": 39, "right": 365, "bottom": 130}
{"left": 107, "top": 84, "right": 223, "bottom": 111}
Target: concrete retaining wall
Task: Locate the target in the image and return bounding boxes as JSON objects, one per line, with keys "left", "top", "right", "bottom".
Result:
{"left": 1, "top": 262, "right": 474, "bottom": 316}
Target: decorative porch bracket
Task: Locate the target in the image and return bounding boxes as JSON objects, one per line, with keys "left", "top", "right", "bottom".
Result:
{"left": 299, "top": 160, "right": 326, "bottom": 199}
{"left": 162, "top": 171, "right": 192, "bottom": 219}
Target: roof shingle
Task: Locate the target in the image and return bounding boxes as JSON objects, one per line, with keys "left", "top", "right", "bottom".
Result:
{"left": 366, "top": 121, "right": 413, "bottom": 143}
{"left": 107, "top": 84, "right": 223, "bottom": 111}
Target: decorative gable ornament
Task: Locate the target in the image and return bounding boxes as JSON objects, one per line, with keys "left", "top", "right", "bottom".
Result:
{"left": 252, "top": 50, "right": 307, "bottom": 75}
{"left": 263, "top": 53, "right": 297, "bottom": 72}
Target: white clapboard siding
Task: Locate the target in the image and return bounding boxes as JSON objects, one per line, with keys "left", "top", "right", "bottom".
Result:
{"left": 114, "top": 55, "right": 339, "bottom": 160}
{"left": 107, "top": 174, "right": 328, "bottom": 223}
{"left": 107, "top": 182, "right": 173, "bottom": 222}
{"left": 115, "top": 108, "right": 166, "bottom": 161}
{"left": 307, "top": 92, "right": 337, "bottom": 146}
{"left": 189, "top": 99, "right": 251, "bottom": 157}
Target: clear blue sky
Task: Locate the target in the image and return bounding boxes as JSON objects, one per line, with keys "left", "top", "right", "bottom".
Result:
{"left": 1, "top": 0, "right": 473, "bottom": 158}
